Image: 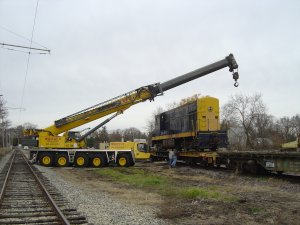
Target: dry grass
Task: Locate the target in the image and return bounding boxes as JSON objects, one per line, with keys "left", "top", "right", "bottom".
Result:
{"left": 0, "top": 148, "right": 11, "bottom": 157}
{"left": 157, "top": 199, "right": 193, "bottom": 219}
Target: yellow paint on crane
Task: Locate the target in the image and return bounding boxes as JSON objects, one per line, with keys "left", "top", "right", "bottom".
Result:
{"left": 118, "top": 157, "right": 127, "bottom": 166}
{"left": 38, "top": 131, "right": 85, "bottom": 149}
{"left": 108, "top": 142, "right": 151, "bottom": 160}
{"left": 42, "top": 156, "right": 51, "bottom": 165}
{"left": 57, "top": 156, "right": 67, "bottom": 166}
{"left": 92, "top": 157, "right": 101, "bottom": 167}
{"left": 45, "top": 89, "right": 153, "bottom": 136}
{"left": 76, "top": 157, "right": 85, "bottom": 166}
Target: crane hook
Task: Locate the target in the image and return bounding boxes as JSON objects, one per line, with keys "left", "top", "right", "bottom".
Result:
{"left": 232, "top": 71, "right": 239, "bottom": 87}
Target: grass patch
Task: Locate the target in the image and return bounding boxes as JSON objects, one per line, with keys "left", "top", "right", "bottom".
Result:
{"left": 256, "top": 176, "right": 269, "bottom": 181}
{"left": 95, "top": 167, "right": 237, "bottom": 202}
{"left": 179, "top": 187, "right": 221, "bottom": 199}
{"left": 208, "top": 185, "right": 219, "bottom": 191}
{"left": 96, "top": 168, "right": 168, "bottom": 188}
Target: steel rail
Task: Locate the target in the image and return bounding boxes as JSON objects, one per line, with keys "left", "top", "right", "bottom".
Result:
{"left": 20, "top": 151, "right": 71, "bottom": 225}
{"left": 0, "top": 150, "right": 16, "bottom": 205}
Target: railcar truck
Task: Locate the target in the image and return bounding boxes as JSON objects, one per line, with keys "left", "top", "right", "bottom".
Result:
{"left": 24, "top": 54, "right": 239, "bottom": 167}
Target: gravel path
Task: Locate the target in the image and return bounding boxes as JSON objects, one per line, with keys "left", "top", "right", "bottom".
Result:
{"left": 36, "top": 165, "right": 167, "bottom": 225}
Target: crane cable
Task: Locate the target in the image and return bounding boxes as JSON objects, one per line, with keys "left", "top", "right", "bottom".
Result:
{"left": 19, "top": 0, "right": 40, "bottom": 122}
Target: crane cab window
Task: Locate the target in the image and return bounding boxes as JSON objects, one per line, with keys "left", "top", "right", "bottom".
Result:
{"left": 137, "top": 143, "right": 148, "bottom": 152}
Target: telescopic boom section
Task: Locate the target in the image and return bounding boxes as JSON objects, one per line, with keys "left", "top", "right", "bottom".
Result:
{"left": 44, "top": 54, "right": 239, "bottom": 135}
{"left": 160, "top": 53, "right": 238, "bottom": 92}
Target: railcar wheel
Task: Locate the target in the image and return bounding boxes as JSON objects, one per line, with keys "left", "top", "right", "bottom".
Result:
{"left": 74, "top": 153, "right": 88, "bottom": 167}
{"left": 39, "top": 152, "right": 53, "bottom": 167}
{"left": 55, "top": 154, "right": 69, "bottom": 167}
{"left": 91, "top": 154, "right": 107, "bottom": 167}
{"left": 117, "top": 154, "right": 132, "bottom": 167}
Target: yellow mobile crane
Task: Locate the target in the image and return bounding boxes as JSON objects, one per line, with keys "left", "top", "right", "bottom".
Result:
{"left": 24, "top": 54, "right": 239, "bottom": 167}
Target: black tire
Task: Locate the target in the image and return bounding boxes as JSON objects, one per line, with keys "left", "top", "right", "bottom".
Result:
{"left": 55, "top": 153, "right": 69, "bottom": 167}
{"left": 117, "top": 153, "right": 133, "bottom": 167}
{"left": 90, "top": 154, "right": 107, "bottom": 168}
{"left": 74, "top": 153, "right": 89, "bottom": 167}
{"left": 129, "top": 158, "right": 135, "bottom": 166}
{"left": 39, "top": 152, "right": 54, "bottom": 167}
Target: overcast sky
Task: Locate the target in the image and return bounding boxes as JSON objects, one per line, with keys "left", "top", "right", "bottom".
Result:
{"left": 0, "top": 0, "right": 299, "bottom": 132}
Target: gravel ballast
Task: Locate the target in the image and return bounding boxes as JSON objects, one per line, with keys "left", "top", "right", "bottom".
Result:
{"left": 36, "top": 165, "right": 167, "bottom": 225}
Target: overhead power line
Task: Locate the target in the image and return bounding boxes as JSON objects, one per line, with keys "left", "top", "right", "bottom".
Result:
{"left": 19, "top": 0, "right": 40, "bottom": 124}
{"left": 0, "top": 24, "right": 49, "bottom": 50}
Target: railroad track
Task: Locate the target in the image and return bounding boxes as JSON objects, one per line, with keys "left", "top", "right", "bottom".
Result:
{"left": 0, "top": 150, "right": 88, "bottom": 225}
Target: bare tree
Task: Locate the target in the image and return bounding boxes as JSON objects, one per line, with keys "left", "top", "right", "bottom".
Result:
{"left": 122, "top": 127, "right": 146, "bottom": 141}
{"left": 23, "top": 122, "right": 37, "bottom": 130}
{"left": 179, "top": 93, "right": 201, "bottom": 106}
{"left": 109, "top": 129, "right": 123, "bottom": 142}
{"left": 97, "top": 126, "right": 110, "bottom": 142}
{"left": 222, "top": 93, "right": 267, "bottom": 149}
{"left": 254, "top": 113, "right": 274, "bottom": 138}
{"left": 145, "top": 106, "right": 164, "bottom": 137}
{"left": 276, "top": 117, "right": 294, "bottom": 141}
{"left": 8, "top": 125, "right": 24, "bottom": 146}
{"left": 165, "top": 101, "right": 178, "bottom": 110}
{"left": 0, "top": 97, "right": 10, "bottom": 148}
{"left": 291, "top": 114, "right": 300, "bottom": 137}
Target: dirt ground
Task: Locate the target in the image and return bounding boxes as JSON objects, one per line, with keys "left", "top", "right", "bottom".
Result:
{"left": 48, "top": 161, "right": 300, "bottom": 225}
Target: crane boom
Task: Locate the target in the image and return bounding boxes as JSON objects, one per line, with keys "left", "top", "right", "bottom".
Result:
{"left": 160, "top": 54, "right": 238, "bottom": 92}
{"left": 24, "top": 53, "right": 239, "bottom": 149}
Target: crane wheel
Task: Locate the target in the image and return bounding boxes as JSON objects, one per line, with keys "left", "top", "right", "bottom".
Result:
{"left": 74, "top": 153, "right": 88, "bottom": 167}
{"left": 91, "top": 154, "right": 107, "bottom": 167}
{"left": 130, "top": 160, "right": 135, "bottom": 166}
{"left": 39, "top": 152, "right": 53, "bottom": 167}
{"left": 55, "top": 154, "right": 69, "bottom": 167}
{"left": 117, "top": 154, "right": 132, "bottom": 167}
